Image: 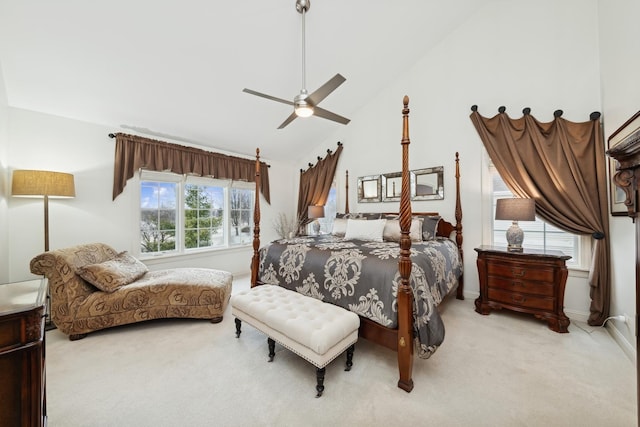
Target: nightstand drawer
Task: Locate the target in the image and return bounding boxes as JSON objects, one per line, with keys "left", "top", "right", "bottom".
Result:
{"left": 488, "top": 276, "right": 555, "bottom": 297}
{"left": 487, "top": 262, "right": 555, "bottom": 282}
{"left": 488, "top": 288, "right": 554, "bottom": 311}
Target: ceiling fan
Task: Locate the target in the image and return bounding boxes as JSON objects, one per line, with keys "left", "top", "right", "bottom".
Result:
{"left": 242, "top": 0, "right": 350, "bottom": 129}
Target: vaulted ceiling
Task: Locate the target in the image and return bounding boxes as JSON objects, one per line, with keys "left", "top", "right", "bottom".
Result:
{"left": 0, "top": 1, "right": 493, "bottom": 161}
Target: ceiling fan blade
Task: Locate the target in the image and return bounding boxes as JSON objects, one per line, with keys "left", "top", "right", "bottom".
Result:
{"left": 277, "top": 112, "right": 298, "bottom": 129}
{"left": 243, "top": 88, "right": 294, "bottom": 106}
{"left": 307, "top": 74, "right": 346, "bottom": 105}
{"left": 313, "top": 106, "right": 350, "bottom": 125}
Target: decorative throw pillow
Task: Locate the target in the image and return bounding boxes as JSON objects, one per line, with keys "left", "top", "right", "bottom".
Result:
{"left": 344, "top": 219, "right": 387, "bottom": 242}
{"left": 421, "top": 215, "right": 441, "bottom": 240}
{"left": 383, "top": 218, "right": 424, "bottom": 242}
{"left": 331, "top": 218, "right": 348, "bottom": 237}
{"left": 359, "top": 212, "right": 382, "bottom": 220}
{"left": 77, "top": 251, "right": 149, "bottom": 292}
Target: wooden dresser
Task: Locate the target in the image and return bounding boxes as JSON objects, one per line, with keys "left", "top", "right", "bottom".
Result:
{"left": 474, "top": 245, "right": 571, "bottom": 333}
{"left": 0, "top": 278, "right": 47, "bottom": 427}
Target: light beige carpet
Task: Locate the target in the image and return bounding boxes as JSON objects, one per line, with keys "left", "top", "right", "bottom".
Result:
{"left": 45, "top": 274, "right": 636, "bottom": 427}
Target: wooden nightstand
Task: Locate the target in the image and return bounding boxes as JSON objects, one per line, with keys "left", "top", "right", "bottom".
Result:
{"left": 474, "top": 245, "right": 571, "bottom": 333}
{"left": 0, "top": 278, "right": 47, "bottom": 426}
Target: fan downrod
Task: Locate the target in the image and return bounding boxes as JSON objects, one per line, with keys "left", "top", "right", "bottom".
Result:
{"left": 296, "top": 0, "right": 310, "bottom": 14}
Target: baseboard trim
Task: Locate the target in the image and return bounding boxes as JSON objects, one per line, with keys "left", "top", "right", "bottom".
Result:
{"left": 606, "top": 322, "right": 637, "bottom": 364}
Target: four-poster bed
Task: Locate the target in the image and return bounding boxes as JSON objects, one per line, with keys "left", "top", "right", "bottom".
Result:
{"left": 249, "top": 96, "right": 464, "bottom": 392}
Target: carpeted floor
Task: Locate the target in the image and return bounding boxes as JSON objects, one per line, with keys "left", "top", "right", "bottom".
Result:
{"left": 45, "top": 274, "right": 636, "bottom": 427}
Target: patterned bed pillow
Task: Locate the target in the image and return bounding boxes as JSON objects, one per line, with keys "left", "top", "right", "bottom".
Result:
{"left": 77, "top": 251, "right": 149, "bottom": 292}
{"left": 383, "top": 218, "right": 424, "bottom": 242}
{"left": 359, "top": 212, "right": 382, "bottom": 220}
{"left": 421, "top": 215, "right": 441, "bottom": 240}
{"left": 336, "top": 212, "right": 381, "bottom": 220}
{"left": 344, "top": 219, "right": 386, "bottom": 242}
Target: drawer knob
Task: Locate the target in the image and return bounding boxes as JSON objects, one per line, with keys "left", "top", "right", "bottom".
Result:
{"left": 511, "top": 280, "right": 524, "bottom": 288}
{"left": 512, "top": 294, "right": 526, "bottom": 304}
{"left": 511, "top": 268, "right": 525, "bottom": 277}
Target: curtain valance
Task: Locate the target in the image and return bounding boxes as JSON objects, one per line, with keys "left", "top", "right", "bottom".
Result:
{"left": 111, "top": 133, "right": 270, "bottom": 204}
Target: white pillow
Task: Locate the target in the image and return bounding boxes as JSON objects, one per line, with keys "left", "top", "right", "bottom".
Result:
{"left": 383, "top": 218, "right": 424, "bottom": 242}
{"left": 331, "top": 218, "right": 348, "bottom": 237}
{"left": 344, "top": 219, "right": 387, "bottom": 242}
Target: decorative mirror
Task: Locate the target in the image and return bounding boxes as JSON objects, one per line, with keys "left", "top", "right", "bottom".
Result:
{"left": 381, "top": 172, "right": 403, "bottom": 202}
{"left": 357, "top": 175, "right": 381, "bottom": 202}
{"left": 411, "top": 166, "right": 444, "bottom": 200}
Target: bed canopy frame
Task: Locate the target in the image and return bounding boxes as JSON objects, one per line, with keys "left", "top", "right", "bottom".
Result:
{"left": 250, "top": 96, "right": 463, "bottom": 392}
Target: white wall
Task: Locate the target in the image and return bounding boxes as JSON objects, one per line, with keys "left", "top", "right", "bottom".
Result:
{"left": 0, "top": 61, "right": 9, "bottom": 283}
{"left": 598, "top": 0, "right": 640, "bottom": 354}
{"left": 303, "top": 0, "right": 602, "bottom": 321}
{"left": 6, "top": 108, "right": 295, "bottom": 281}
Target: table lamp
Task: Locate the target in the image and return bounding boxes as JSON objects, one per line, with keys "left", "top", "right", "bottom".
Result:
{"left": 308, "top": 205, "right": 325, "bottom": 235}
{"left": 495, "top": 198, "right": 535, "bottom": 251}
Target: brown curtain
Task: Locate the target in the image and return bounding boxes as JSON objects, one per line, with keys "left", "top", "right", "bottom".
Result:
{"left": 297, "top": 144, "right": 343, "bottom": 225}
{"left": 112, "top": 133, "right": 270, "bottom": 204}
{"left": 470, "top": 107, "right": 610, "bottom": 326}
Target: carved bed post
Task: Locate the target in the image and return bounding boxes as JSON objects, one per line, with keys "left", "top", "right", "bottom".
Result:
{"left": 250, "top": 148, "right": 261, "bottom": 288}
{"left": 454, "top": 151, "right": 464, "bottom": 299}
{"left": 345, "top": 170, "right": 349, "bottom": 214}
{"left": 397, "top": 95, "right": 414, "bottom": 392}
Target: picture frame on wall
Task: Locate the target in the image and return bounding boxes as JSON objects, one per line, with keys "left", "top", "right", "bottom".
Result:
{"left": 607, "top": 111, "right": 640, "bottom": 216}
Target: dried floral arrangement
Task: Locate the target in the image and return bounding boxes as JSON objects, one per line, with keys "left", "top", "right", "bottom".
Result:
{"left": 273, "top": 213, "right": 302, "bottom": 239}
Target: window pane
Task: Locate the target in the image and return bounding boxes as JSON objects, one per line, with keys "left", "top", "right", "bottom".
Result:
{"left": 184, "top": 185, "right": 225, "bottom": 249}
{"left": 314, "top": 187, "right": 337, "bottom": 235}
{"left": 230, "top": 188, "right": 254, "bottom": 245}
{"left": 140, "top": 181, "right": 178, "bottom": 254}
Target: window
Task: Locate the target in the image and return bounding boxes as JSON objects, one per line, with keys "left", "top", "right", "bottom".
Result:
{"left": 308, "top": 185, "right": 337, "bottom": 235}
{"left": 139, "top": 171, "right": 254, "bottom": 256}
{"left": 490, "top": 167, "right": 590, "bottom": 269}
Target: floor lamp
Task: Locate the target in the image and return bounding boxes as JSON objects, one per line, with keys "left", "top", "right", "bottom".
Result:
{"left": 11, "top": 169, "right": 76, "bottom": 329}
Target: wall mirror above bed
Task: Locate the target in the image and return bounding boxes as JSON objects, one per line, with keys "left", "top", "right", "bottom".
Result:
{"left": 381, "top": 172, "right": 403, "bottom": 202}
{"left": 411, "top": 166, "right": 444, "bottom": 200}
{"left": 357, "top": 175, "right": 382, "bottom": 202}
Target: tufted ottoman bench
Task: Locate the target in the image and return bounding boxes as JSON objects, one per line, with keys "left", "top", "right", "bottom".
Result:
{"left": 231, "top": 285, "right": 360, "bottom": 397}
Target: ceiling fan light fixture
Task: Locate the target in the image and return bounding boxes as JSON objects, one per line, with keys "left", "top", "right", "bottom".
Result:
{"left": 294, "top": 102, "right": 314, "bottom": 118}
{"left": 294, "top": 92, "right": 314, "bottom": 117}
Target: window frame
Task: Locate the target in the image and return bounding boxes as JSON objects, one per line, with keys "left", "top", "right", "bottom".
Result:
{"left": 482, "top": 153, "right": 591, "bottom": 271}
{"left": 136, "top": 170, "right": 255, "bottom": 259}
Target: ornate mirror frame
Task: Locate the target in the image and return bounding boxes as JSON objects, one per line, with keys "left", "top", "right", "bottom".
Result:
{"left": 357, "top": 175, "right": 382, "bottom": 203}
{"left": 410, "top": 166, "right": 444, "bottom": 200}
{"left": 381, "top": 172, "right": 403, "bottom": 202}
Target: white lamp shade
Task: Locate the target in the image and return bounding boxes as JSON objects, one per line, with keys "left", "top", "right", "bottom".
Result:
{"left": 308, "top": 205, "right": 325, "bottom": 219}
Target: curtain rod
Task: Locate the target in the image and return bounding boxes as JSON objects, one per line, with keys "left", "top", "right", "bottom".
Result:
{"left": 300, "top": 141, "right": 342, "bottom": 173}
{"left": 470, "top": 105, "right": 601, "bottom": 120}
{"left": 107, "top": 132, "right": 271, "bottom": 167}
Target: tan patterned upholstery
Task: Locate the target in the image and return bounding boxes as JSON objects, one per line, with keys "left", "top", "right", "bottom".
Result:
{"left": 30, "top": 243, "right": 232, "bottom": 340}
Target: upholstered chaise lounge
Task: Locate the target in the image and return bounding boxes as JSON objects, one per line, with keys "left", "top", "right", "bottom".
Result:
{"left": 30, "top": 242, "right": 232, "bottom": 340}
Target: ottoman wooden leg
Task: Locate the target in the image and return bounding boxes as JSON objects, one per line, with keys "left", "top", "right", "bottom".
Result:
{"left": 345, "top": 344, "right": 355, "bottom": 371}
{"left": 234, "top": 318, "right": 242, "bottom": 338}
{"left": 267, "top": 337, "right": 275, "bottom": 362}
{"left": 316, "top": 367, "right": 326, "bottom": 397}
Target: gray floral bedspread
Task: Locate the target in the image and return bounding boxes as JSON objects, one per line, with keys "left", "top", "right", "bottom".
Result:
{"left": 257, "top": 235, "right": 463, "bottom": 358}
